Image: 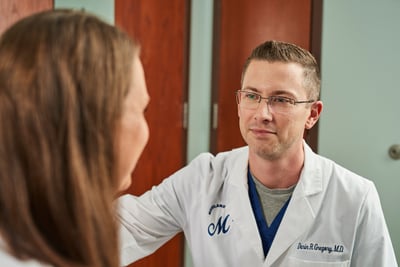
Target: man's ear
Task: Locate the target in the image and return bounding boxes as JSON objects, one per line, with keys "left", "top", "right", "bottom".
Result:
{"left": 305, "top": 101, "right": 323, "bottom": 129}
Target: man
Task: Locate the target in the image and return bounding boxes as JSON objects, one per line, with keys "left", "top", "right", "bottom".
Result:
{"left": 118, "top": 40, "right": 397, "bottom": 266}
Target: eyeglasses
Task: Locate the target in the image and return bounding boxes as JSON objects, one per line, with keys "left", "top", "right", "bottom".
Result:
{"left": 236, "top": 90, "right": 314, "bottom": 114}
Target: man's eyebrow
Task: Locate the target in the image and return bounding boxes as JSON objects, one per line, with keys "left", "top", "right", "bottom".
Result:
{"left": 268, "top": 90, "right": 299, "bottom": 99}
{"left": 241, "top": 87, "right": 259, "bottom": 92}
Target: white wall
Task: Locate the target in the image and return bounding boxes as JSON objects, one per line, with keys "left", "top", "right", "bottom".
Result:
{"left": 319, "top": 0, "right": 400, "bottom": 262}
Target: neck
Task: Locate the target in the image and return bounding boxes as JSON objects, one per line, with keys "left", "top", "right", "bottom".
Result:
{"left": 248, "top": 143, "right": 305, "bottom": 189}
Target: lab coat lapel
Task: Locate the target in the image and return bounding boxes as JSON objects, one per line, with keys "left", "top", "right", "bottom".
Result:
{"left": 228, "top": 147, "right": 266, "bottom": 262}
{"left": 265, "top": 143, "right": 324, "bottom": 266}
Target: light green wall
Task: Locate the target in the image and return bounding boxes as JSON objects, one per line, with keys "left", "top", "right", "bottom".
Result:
{"left": 319, "top": 0, "right": 400, "bottom": 262}
{"left": 185, "top": 1, "right": 214, "bottom": 266}
{"left": 54, "top": 0, "right": 114, "bottom": 24}
{"left": 186, "top": 0, "right": 213, "bottom": 162}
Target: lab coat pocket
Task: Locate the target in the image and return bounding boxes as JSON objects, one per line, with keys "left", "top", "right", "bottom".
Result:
{"left": 288, "top": 257, "right": 350, "bottom": 267}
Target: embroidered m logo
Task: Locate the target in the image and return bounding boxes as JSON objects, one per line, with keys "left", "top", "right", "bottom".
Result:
{"left": 208, "top": 214, "right": 231, "bottom": 236}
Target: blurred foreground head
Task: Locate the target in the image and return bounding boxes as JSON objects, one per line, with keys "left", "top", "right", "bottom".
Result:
{"left": 0, "top": 9, "right": 146, "bottom": 267}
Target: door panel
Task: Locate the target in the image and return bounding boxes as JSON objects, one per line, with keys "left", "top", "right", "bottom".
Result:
{"left": 0, "top": 0, "right": 53, "bottom": 34}
{"left": 115, "top": 1, "right": 189, "bottom": 266}
{"left": 211, "top": 0, "right": 317, "bottom": 153}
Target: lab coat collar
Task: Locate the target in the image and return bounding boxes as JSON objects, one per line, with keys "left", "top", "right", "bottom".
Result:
{"left": 265, "top": 141, "right": 326, "bottom": 266}
{"left": 225, "top": 142, "right": 326, "bottom": 264}
{"left": 225, "top": 141, "right": 322, "bottom": 196}
{"left": 224, "top": 146, "right": 266, "bottom": 260}
{"left": 227, "top": 142, "right": 323, "bottom": 194}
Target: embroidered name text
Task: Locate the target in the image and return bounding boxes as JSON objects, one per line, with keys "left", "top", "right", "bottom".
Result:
{"left": 296, "top": 242, "right": 345, "bottom": 254}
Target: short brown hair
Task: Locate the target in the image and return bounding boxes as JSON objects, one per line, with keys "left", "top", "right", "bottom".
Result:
{"left": 242, "top": 40, "right": 321, "bottom": 100}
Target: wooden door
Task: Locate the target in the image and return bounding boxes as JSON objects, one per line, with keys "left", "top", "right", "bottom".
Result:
{"left": 115, "top": 1, "right": 190, "bottom": 267}
{"left": 210, "top": 0, "right": 322, "bottom": 153}
{"left": 0, "top": 0, "right": 53, "bottom": 34}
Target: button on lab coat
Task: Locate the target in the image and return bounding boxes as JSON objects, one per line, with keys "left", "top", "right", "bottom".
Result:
{"left": 118, "top": 143, "right": 398, "bottom": 267}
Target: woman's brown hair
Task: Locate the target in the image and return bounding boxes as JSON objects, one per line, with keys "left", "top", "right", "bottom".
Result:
{"left": 0, "top": 9, "right": 137, "bottom": 267}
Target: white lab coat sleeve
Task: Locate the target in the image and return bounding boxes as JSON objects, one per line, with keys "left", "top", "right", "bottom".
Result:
{"left": 351, "top": 182, "right": 398, "bottom": 267}
{"left": 117, "top": 193, "right": 180, "bottom": 266}
{"left": 117, "top": 152, "right": 215, "bottom": 266}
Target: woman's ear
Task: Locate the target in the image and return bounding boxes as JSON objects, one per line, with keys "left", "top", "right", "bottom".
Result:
{"left": 305, "top": 100, "right": 323, "bottom": 130}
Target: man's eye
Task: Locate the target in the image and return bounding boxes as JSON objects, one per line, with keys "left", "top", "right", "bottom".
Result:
{"left": 245, "top": 93, "right": 259, "bottom": 100}
{"left": 270, "top": 96, "right": 290, "bottom": 103}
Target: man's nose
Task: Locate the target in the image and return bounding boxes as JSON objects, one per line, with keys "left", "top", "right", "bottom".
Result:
{"left": 255, "top": 100, "right": 273, "bottom": 119}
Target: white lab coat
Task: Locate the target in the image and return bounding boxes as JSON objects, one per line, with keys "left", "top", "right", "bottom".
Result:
{"left": 118, "top": 142, "right": 398, "bottom": 267}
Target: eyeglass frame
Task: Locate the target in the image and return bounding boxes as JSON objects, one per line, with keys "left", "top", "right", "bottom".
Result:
{"left": 235, "top": 90, "right": 315, "bottom": 112}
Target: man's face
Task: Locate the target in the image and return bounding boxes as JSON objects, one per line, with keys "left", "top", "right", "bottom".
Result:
{"left": 238, "top": 60, "right": 320, "bottom": 160}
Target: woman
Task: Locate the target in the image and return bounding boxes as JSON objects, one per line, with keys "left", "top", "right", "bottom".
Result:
{"left": 0, "top": 9, "right": 149, "bottom": 267}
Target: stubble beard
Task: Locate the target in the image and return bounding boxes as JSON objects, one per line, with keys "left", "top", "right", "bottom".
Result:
{"left": 254, "top": 141, "right": 282, "bottom": 161}
{"left": 250, "top": 135, "right": 296, "bottom": 161}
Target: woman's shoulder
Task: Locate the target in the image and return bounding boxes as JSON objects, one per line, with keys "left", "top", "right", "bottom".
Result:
{"left": 0, "top": 239, "right": 51, "bottom": 267}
